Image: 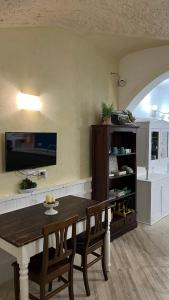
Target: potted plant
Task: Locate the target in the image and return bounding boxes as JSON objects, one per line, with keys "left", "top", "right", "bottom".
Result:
{"left": 19, "top": 178, "right": 37, "bottom": 193}
{"left": 101, "top": 102, "right": 114, "bottom": 124}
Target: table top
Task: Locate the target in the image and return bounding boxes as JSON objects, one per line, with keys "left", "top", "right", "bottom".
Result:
{"left": 0, "top": 195, "right": 97, "bottom": 247}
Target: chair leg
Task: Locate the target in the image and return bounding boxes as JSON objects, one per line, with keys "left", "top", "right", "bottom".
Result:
{"left": 13, "top": 263, "right": 20, "bottom": 300}
{"left": 82, "top": 255, "right": 90, "bottom": 296}
{"left": 68, "top": 264, "right": 74, "bottom": 300}
{"left": 101, "top": 246, "right": 108, "bottom": 281}
{"left": 40, "top": 284, "right": 46, "bottom": 300}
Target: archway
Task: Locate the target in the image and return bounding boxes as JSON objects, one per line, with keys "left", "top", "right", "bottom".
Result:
{"left": 127, "top": 71, "right": 169, "bottom": 111}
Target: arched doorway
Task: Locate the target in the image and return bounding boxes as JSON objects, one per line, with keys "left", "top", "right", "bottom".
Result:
{"left": 127, "top": 71, "right": 169, "bottom": 117}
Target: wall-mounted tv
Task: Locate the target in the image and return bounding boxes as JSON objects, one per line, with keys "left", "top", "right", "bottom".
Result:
{"left": 5, "top": 132, "right": 57, "bottom": 171}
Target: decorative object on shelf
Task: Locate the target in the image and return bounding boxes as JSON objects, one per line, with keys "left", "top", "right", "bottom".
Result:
{"left": 121, "top": 165, "right": 134, "bottom": 174}
{"left": 122, "top": 110, "right": 135, "bottom": 123}
{"left": 111, "top": 147, "right": 118, "bottom": 155}
{"left": 111, "top": 147, "right": 132, "bottom": 155}
{"left": 44, "top": 194, "right": 59, "bottom": 215}
{"left": 125, "top": 148, "right": 132, "bottom": 154}
{"left": 109, "top": 156, "right": 118, "bottom": 175}
{"left": 101, "top": 102, "right": 114, "bottom": 124}
{"left": 111, "top": 110, "right": 136, "bottom": 125}
{"left": 19, "top": 178, "right": 37, "bottom": 193}
{"left": 109, "top": 189, "right": 126, "bottom": 198}
{"left": 112, "top": 170, "right": 127, "bottom": 176}
{"left": 114, "top": 201, "right": 134, "bottom": 218}
{"left": 119, "top": 147, "right": 125, "bottom": 154}
{"left": 111, "top": 111, "right": 129, "bottom": 125}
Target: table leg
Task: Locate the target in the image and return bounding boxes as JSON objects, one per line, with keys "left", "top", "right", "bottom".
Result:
{"left": 105, "top": 208, "right": 111, "bottom": 271}
{"left": 18, "top": 260, "right": 29, "bottom": 300}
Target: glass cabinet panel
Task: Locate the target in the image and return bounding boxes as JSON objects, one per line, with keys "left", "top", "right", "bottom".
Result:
{"left": 151, "top": 131, "right": 159, "bottom": 160}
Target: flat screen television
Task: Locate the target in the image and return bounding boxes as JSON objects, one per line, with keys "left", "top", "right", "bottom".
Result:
{"left": 5, "top": 132, "right": 57, "bottom": 171}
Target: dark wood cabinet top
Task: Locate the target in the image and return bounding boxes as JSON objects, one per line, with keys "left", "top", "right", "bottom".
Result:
{"left": 92, "top": 124, "right": 138, "bottom": 128}
{"left": 0, "top": 195, "right": 97, "bottom": 247}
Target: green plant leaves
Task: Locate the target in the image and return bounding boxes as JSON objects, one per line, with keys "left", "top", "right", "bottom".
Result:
{"left": 19, "top": 178, "right": 37, "bottom": 190}
{"left": 102, "top": 102, "right": 114, "bottom": 118}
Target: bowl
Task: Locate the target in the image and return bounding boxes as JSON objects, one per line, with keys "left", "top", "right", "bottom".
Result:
{"left": 19, "top": 187, "right": 37, "bottom": 194}
{"left": 43, "top": 201, "right": 59, "bottom": 215}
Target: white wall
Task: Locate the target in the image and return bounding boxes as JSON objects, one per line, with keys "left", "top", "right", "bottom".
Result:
{"left": 119, "top": 45, "right": 169, "bottom": 110}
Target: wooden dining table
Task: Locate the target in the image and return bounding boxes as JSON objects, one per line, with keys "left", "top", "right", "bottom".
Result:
{"left": 0, "top": 195, "right": 111, "bottom": 300}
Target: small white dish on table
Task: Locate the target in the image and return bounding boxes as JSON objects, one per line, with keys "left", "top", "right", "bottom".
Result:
{"left": 43, "top": 201, "right": 59, "bottom": 215}
{"left": 43, "top": 193, "right": 59, "bottom": 215}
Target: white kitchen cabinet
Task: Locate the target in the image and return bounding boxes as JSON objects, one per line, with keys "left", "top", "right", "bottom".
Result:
{"left": 137, "top": 173, "right": 169, "bottom": 225}
{"left": 136, "top": 119, "right": 169, "bottom": 173}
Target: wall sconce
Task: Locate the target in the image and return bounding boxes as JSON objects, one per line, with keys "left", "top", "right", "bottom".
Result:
{"left": 17, "top": 92, "right": 42, "bottom": 111}
{"left": 110, "top": 72, "right": 127, "bottom": 87}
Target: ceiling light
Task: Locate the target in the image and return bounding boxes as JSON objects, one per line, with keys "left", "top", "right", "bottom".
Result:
{"left": 151, "top": 105, "right": 158, "bottom": 111}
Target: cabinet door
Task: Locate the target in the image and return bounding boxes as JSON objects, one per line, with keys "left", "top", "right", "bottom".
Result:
{"left": 151, "top": 182, "right": 162, "bottom": 224}
{"left": 161, "top": 178, "right": 169, "bottom": 217}
{"left": 161, "top": 130, "right": 168, "bottom": 159}
{"left": 137, "top": 128, "right": 149, "bottom": 167}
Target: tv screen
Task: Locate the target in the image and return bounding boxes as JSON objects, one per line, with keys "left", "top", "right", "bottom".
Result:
{"left": 5, "top": 132, "right": 57, "bottom": 171}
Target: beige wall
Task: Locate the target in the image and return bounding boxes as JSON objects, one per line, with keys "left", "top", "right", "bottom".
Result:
{"left": 118, "top": 45, "right": 169, "bottom": 109}
{"left": 0, "top": 27, "right": 117, "bottom": 196}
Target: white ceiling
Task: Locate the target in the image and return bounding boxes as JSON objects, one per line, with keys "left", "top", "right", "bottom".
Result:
{"left": 0, "top": 0, "right": 169, "bottom": 57}
{"left": 0, "top": 0, "right": 169, "bottom": 39}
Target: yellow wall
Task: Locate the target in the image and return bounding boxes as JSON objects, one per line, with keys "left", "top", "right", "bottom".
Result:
{"left": 0, "top": 27, "right": 118, "bottom": 196}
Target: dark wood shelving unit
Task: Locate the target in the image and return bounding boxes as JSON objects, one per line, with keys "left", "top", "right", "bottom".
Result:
{"left": 91, "top": 124, "right": 138, "bottom": 241}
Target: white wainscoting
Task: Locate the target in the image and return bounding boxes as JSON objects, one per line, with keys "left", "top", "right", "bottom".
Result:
{"left": 0, "top": 178, "right": 92, "bottom": 285}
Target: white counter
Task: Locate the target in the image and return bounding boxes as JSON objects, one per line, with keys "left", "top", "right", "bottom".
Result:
{"left": 137, "top": 172, "right": 169, "bottom": 182}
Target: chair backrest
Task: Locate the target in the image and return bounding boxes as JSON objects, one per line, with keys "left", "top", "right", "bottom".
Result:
{"left": 86, "top": 200, "right": 109, "bottom": 247}
{"left": 41, "top": 215, "right": 78, "bottom": 275}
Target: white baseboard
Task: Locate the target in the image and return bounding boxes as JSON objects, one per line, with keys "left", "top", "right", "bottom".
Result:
{"left": 0, "top": 178, "right": 92, "bottom": 285}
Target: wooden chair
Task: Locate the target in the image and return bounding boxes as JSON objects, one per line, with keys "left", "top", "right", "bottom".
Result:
{"left": 73, "top": 200, "right": 109, "bottom": 296}
{"left": 12, "top": 214, "right": 78, "bottom": 300}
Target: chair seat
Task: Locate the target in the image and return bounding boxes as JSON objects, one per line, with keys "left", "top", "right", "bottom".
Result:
{"left": 29, "top": 247, "right": 55, "bottom": 274}
{"left": 29, "top": 248, "right": 70, "bottom": 277}
{"left": 68, "top": 230, "right": 104, "bottom": 254}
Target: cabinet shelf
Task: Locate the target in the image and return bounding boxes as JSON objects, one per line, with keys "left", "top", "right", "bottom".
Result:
{"left": 109, "top": 152, "right": 136, "bottom": 157}
{"left": 108, "top": 192, "right": 135, "bottom": 202}
{"left": 109, "top": 173, "right": 136, "bottom": 180}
